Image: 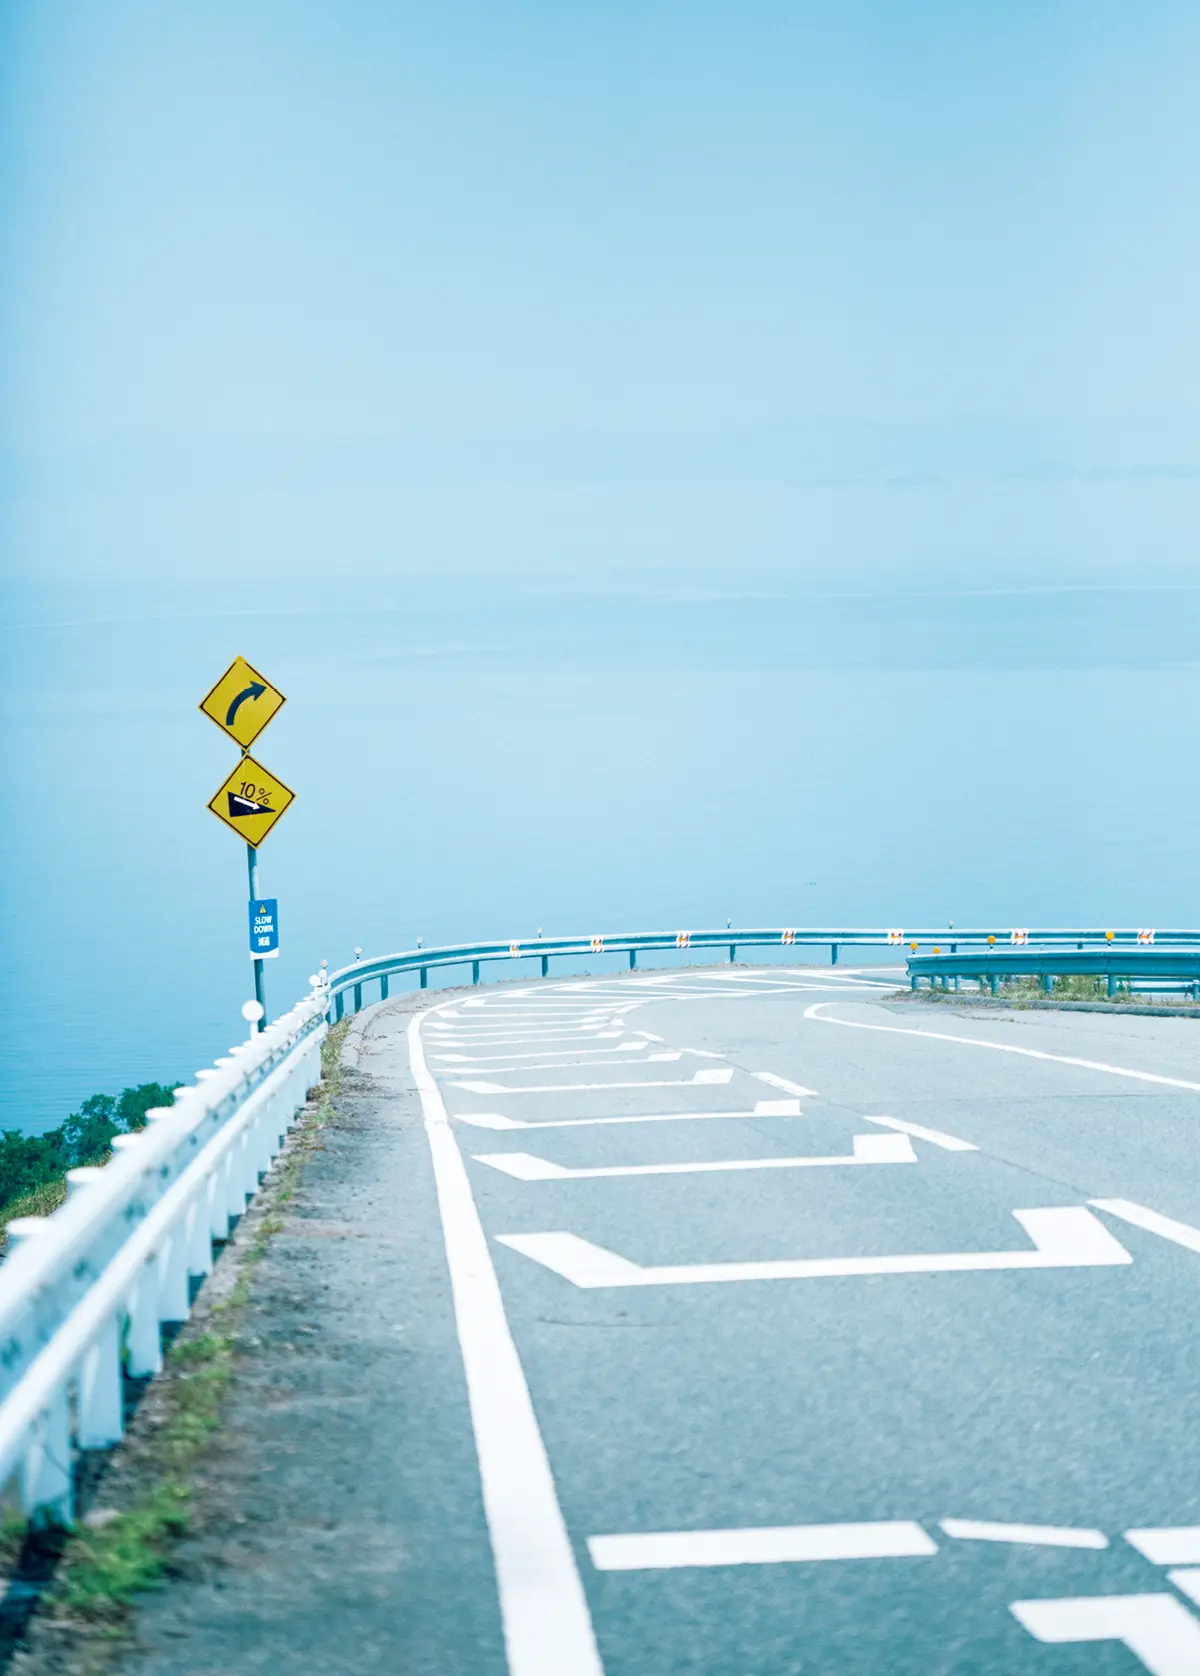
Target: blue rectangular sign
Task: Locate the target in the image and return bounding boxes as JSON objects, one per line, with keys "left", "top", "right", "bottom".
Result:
{"left": 249, "top": 898, "right": 279, "bottom": 960}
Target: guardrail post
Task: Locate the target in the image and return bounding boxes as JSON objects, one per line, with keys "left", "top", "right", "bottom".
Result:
{"left": 78, "top": 1317, "right": 124, "bottom": 1449}
{"left": 629, "top": 949, "right": 637, "bottom": 969}
{"left": 380, "top": 974, "right": 389, "bottom": 1001}
{"left": 729, "top": 944, "right": 736, "bottom": 963}
{"left": 127, "top": 1266, "right": 163, "bottom": 1376}
{"left": 910, "top": 973, "right": 918, "bottom": 990}
{"left": 1107, "top": 973, "right": 1117, "bottom": 999}
{"left": 334, "top": 990, "right": 345, "bottom": 1022}
{"left": 989, "top": 973, "right": 999, "bottom": 997}
{"left": 830, "top": 943, "right": 838, "bottom": 964}
{"left": 21, "top": 1394, "right": 72, "bottom": 1525}
{"left": 1042, "top": 974, "right": 1054, "bottom": 994}
{"left": 157, "top": 1227, "right": 190, "bottom": 1323}
{"left": 472, "top": 960, "right": 480, "bottom": 985}
{"left": 540, "top": 954, "right": 549, "bottom": 977}
{"left": 420, "top": 967, "right": 428, "bottom": 988}
{"left": 353, "top": 981, "right": 363, "bottom": 1012}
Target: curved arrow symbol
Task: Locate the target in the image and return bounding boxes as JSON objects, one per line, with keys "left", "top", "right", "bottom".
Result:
{"left": 225, "top": 682, "right": 266, "bottom": 726}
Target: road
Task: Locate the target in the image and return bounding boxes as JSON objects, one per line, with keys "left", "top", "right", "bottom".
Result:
{"left": 404, "top": 964, "right": 1200, "bottom": 1676}
{"left": 118, "top": 962, "right": 1200, "bottom": 1676}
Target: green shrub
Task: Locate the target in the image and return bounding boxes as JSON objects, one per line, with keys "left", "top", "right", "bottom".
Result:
{"left": 0, "top": 1082, "right": 180, "bottom": 1232}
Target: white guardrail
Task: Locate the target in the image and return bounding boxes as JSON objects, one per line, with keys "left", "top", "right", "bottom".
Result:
{"left": 0, "top": 988, "right": 327, "bottom": 1524}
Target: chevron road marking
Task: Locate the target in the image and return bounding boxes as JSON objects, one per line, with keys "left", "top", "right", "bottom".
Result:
{"left": 1169, "top": 1572, "right": 1200, "bottom": 1607}
{"left": 1090, "top": 1200, "right": 1200, "bottom": 1255}
{"left": 432, "top": 1043, "right": 629, "bottom": 1062}
{"left": 452, "top": 1068, "right": 735, "bottom": 1094}
{"left": 473, "top": 1132, "right": 916, "bottom": 1180}
{"left": 940, "top": 1519, "right": 1107, "bottom": 1549}
{"left": 437, "top": 1053, "right": 683, "bottom": 1072}
{"left": 1010, "top": 1594, "right": 1200, "bottom": 1675}
{"left": 752, "top": 1071, "right": 819, "bottom": 1097}
{"left": 496, "top": 1208, "right": 1133, "bottom": 1288}
{"left": 863, "top": 1115, "right": 978, "bottom": 1152}
{"left": 431, "top": 1033, "right": 627, "bottom": 1045}
{"left": 453, "top": 1099, "right": 802, "bottom": 1131}
{"left": 1125, "top": 1530, "right": 1200, "bottom": 1565}
{"left": 588, "top": 1522, "right": 938, "bottom": 1570}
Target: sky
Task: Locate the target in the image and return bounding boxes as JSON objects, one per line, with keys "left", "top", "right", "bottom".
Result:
{"left": 2, "top": 2, "right": 1200, "bottom": 1129}
{"left": 1, "top": 0, "right": 1199, "bottom": 590}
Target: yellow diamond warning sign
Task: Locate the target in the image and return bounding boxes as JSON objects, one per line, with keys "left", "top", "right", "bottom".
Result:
{"left": 199, "top": 656, "right": 286, "bottom": 749}
{"left": 206, "top": 755, "right": 295, "bottom": 847}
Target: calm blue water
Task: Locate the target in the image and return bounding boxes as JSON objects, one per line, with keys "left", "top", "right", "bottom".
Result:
{"left": 3, "top": 571, "right": 1198, "bottom": 1134}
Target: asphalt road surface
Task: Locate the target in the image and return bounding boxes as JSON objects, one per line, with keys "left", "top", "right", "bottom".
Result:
{"left": 394, "top": 964, "right": 1200, "bottom": 1676}
{"left": 121, "top": 963, "right": 1200, "bottom": 1676}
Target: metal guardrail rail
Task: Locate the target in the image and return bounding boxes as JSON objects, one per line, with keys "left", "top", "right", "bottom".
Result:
{"left": 0, "top": 991, "right": 327, "bottom": 1524}
{"left": 324, "top": 926, "right": 1200, "bottom": 1016}
{"left": 909, "top": 945, "right": 1200, "bottom": 999}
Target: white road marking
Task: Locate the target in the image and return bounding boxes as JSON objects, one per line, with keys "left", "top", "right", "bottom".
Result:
{"left": 1011, "top": 1593, "right": 1200, "bottom": 1675}
{"left": 438, "top": 1053, "right": 683, "bottom": 1072}
{"left": 864, "top": 1115, "right": 978, "bottom": 1152}
{"left": 1168, "top": 1571, "right": 1200, "bottom": 1607}
{"left": 473, "top": 1133, "right": 916, "bottom": 1181}
{"left": 429, "top": 1025, "right": 620, "bottom": 1039}
{"left": 940, "top": 1519, "right": 1107, "bottom": 1549}
{"left": 453, "top": 1069, "right": 734, "bottom": 1093}
{"left": 433, "top": 1046, "right": 626, "bottom": 1063}
{"left": 753, "top": 1071, "right": 820, "bottom": 1097}
{"left": 452, "top": 1100, "right": 802, "bottom": 1131}
{"left": 588, "top": 1522, "right": 937, "bottom": 1570}
{"left": 407, "top": 1010, "right": 604, "bottom": 1676}
{"left": 692, "top": 972, "right": 897, "bottom": 991}
{"left": 804, "top": 1004, "right": 1200, "bottom": 1092}
{"left": 497, "top": 1208, "right": 1133, "bottom": 1288}
{"left": 1126, "top": 1530, "right": 1200, "bottom": 1566}
{"left": 1091, "top": 1201, "right": 1200, "bottom": 1257}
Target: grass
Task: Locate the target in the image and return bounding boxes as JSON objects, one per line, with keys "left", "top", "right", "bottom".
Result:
{"left": 26, "top": 1015, "right": 353, "bottom": 1626}
{"left": 0, "top": 1179, "right": 68, "bottom": 1242}
{"left": 998, "top": 974, "right": 1128, "bottom": 1001}
{"left": 917, "top": 974, "right": 1197, "bottom": 1006}
{"left": 993, "top": 975, "right": 1196, "bottom": 1004}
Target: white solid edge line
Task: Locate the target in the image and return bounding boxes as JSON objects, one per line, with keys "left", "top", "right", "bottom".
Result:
{"left": 864, "top": 1115, "right": 978, "bottom": 1153}
{"left": 587, "top": 1521, "right": 937, "bottom": 1570}
{"left": 408, "top": 1009, "right": 604, "bottom": 1676}
{"left": 940, "top": 1518, "right": 1107, "bottom": 1549}
{"left": 803, "top": 1004, "right": 1200, "bottom": 1092}
{"left": 1090, "top": 1200, "right": 1200, "bottom": 1256}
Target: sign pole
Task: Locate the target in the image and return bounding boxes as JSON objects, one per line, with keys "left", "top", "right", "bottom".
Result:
{"left": 199, "top": 656, "right": 291, "bottom": 1038}
{"left": 247, "top": 842, "right": 266, "bottom": 1029}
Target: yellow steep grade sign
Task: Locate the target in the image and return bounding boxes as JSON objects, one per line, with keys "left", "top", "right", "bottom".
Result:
{"left": 207, "top": 754, "right": 296, "bottom": 847}
{"left": 199, "top": 656, "right": 286, "bottom": 749}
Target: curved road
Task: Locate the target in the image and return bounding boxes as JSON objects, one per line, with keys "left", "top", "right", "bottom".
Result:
{"left": 405, "top": 964, "right": 1200, "bottom": 1675}
{"left": 121, "top": 962, "right": 1200, "bottom": 1676}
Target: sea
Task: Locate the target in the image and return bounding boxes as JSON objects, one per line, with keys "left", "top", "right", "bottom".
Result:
{"left": 2, "top": 567, "right": 1198, "bottom": 1135}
